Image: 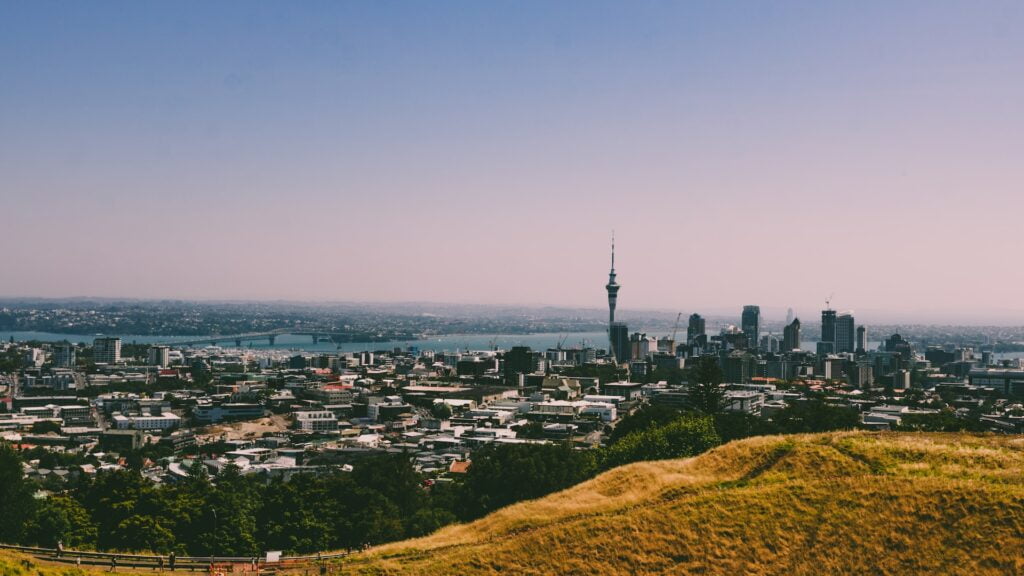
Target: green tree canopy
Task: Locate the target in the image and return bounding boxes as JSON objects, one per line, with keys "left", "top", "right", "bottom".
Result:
{"left": 688, "top": 357, "right": 725, "bottom": 414}
{"left": 772, "top": 400, "right": 860, "bottom": 433}
{"left": 0, "top": 443, "right": 36, "bottom": 543}
{"left": 27, "top": 495, "right": 98, "bottom": 549}
{"left": 609, "top": 404, "right": 687, "bottom": 444}
{"left": 456, "top": 443, "right": 597, "bottom": 521}
{"left": 601, "top": 414, "right": 721, "bottom": 470}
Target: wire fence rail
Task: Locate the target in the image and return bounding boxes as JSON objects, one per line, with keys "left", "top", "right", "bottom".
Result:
{"left": 0, "top": 543, "right": 349, "bottom": 573}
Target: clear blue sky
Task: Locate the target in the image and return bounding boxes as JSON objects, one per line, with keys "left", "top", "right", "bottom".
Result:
{"left": 3, "top": 1, "right": 1024, "bottom": 323}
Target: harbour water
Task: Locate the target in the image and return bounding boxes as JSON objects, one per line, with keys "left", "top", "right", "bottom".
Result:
{"left": 0, "top": 330, "right": 614, "bottom": 354}
{"left": 6, "top": 331, "right": 1016, "bottom": 361}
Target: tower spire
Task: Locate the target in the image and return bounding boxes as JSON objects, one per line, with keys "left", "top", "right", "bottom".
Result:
{"left": 611, "top": 230, "right": 615, "bottom": 272}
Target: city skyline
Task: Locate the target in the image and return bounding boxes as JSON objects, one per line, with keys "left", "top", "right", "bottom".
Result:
{"left": 4, "top": 2, "right": 1024, "bottom": 322}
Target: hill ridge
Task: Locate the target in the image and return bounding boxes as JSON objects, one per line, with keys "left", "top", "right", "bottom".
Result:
{"left": 345, "top": 432, "right": 1024, "bottom": 575}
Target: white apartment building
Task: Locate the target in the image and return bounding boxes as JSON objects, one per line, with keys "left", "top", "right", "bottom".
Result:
{"left": 294, "top": 411, "right": 339, "bottom": 432}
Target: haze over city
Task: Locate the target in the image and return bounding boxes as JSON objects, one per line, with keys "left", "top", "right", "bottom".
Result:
{"left": 4, "top": 2, "right": 1024, "bottom": 323}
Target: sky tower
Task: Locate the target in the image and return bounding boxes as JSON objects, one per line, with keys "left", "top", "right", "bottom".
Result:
{"left": 606, "top": 233, "right": 620, "bottom": 325}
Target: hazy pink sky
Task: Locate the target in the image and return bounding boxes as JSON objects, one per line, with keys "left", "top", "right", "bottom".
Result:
{"left": 3, "top": 2, "right": 1024, "bottom": 323}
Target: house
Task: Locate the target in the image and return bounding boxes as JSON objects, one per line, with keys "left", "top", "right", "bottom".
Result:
{"left": 448, "top": 460, "right": 471, "bottom": 474}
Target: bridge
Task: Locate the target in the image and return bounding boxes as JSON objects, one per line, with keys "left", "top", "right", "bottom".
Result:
{"left": 158, "top": 329, "right": 292, "bottom": 348}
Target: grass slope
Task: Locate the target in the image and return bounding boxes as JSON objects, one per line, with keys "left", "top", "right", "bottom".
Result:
{"left": 344, "top": 432, "right": 1024, "bottom": 575}
{"left": 0, "top": 552, "right": 120, "bottom": 576}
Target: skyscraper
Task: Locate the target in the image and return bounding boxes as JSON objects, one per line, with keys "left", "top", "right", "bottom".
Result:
{"left": 820, "top": 309, "right": 837, "bottom": 351}
{"left": 836, "top": 312, "right": 856, "bottom": 353}
{"left": 93, "top": 337, "right": 121, "bottom": 365}
{"left": 53, "top": 341, "right": 76, "bottom": 368}
{"left": 741, "top": 305, "right": 760, "bottom": 350}
{"left": 504, "top": 346, "right": 535, "bottom": 385}
{"left": 609, "top": 322, "right": 630, "bottom": 364}
{"left": 687, "top": 313, "right": 706, "bottom": 343}
{"left": 148, "top": 345, "right": 170, "bottom": 368}
{"left": 782, "top": 318, "right": 801, "bottom": 352}
{"left": 856, "top": 325, "right": 868, "bottom": 354}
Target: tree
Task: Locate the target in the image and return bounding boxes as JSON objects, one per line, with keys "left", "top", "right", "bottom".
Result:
{"left": 78, "top": 468, "right": 150, "bottom": 550}
{"left": 643, "top": 365, "right": 687, "bottom": 386}
{"left": 903, "top": 387, "right": 926, "bottom": 407}
{"left": 350, "top": 453, "right": 427, "bottom": 531}
{"left": 202, "top": 464, "right": 260, "bottom": 556}
{"left": 30, "top": 421, "right": 62, "bottom": 435}
{"left": 601, "top": 414, "right": 721, "bottom": 470}
{"left": 688, "top": 357, "right": 725, "bottom": 414}
{"left": 430, "top": 402, "right": 453, "bottom": 420}
{"left": 28, "top": 496, "right": 98, "bottom": 549}
{"left": 406, "top": 507, "right": 457, "bottom": 538}
{"left": 0, "top": 443, "right": 35, "bottom": 543}
{"left": 713, "top": 412, "right": 778, "bottom": 443}
{"left": 347, "top": 490, "right": 405, "bottom": 547}
{"left": 897, "top": 411, "right": 987, "bottom": 432}
{"left": 515, "top": 421, "right": 547, "bottom": 439}
{"left": 114, "top": 515, "right": 176, "bottom": 553}
{"left": 608, "top": 405, "right": 684, "bottom": 444}
{"left": 455, "top": 443, "right": 597, "bottom": 520}
{"left": 772, "top": 400, "right": 860, "bottom": 433}
{"left": 258, "top": 475, "right": 331, "bottom": 553}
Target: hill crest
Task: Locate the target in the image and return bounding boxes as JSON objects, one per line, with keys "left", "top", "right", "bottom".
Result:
{"left": 346, "top": 432, "right": 1024, "bottom": 575}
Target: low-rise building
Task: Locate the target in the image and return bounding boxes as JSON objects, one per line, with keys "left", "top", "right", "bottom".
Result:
{"left": 112, "top": 412, "right": 181, "bottom": 430}
{"left": 294, "top": 411, "right": 339, "bottom": 432}
{"left": 969, "top": 369, "right": 1024, "bottom": 397}
{"left": 193, "top": 403, "right": 265, "bottom": 424}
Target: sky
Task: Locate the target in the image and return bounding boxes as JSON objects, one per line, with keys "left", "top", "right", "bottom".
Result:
{"left": 2, "top": 1, "right": 1024, "bottom": 324}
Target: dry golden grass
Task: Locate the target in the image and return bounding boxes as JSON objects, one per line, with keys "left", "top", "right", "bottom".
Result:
{"left": 342, "top": 432, "right": 1024, "bottom": 575}
{"left": 0, "top": 550, "right": 154, "bottom": 576}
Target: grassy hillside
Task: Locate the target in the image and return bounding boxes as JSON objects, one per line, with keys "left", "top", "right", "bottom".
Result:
{"left": 0, "top": 551, "right": 116, "bottom": 576}
{"left": 343, "top": 432, "right": 1024, "bottom": 575}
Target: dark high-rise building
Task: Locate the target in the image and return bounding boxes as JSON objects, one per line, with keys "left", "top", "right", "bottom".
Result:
{"left": 609, "top": 322, "right": 630, "bottom": 364}
{"left": 782, "top": 318, "right": 801, "bottom": 352}
{"left": 741, "top": 305, "right": 761, "bottom": 350}
{"left": 856, "top": 325, "right": 868, "bottom": 354}
{"left": 687, "top": 313, "right": 706, "bottom": 343}
{"left": 820, "top": 309, "right": 837, "bottom": 351}
{"left": 504, "top": 346, "right": 535, "bottom": 385}
{"left": 53, "top": 341, "right": 76, "bottom": 368}
{"left": 723, "top": 352, "right": 752, "bottom": 383}
{"left": 836, "top": 312, "right": 856, "bottom": 353}
{"left": 884, "top": 333, "right": 914, "bottom": 363}
{"left": 93, "top": 337, "right": 121, "bottom": 365}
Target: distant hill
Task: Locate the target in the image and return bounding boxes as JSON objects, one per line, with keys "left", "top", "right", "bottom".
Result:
{"left": 344, "top": 432, "right": 1024, "bottom": 575}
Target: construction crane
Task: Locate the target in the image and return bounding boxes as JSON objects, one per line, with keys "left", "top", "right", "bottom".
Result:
{"left": 556, "top": 334, "right": 568, "bottom": 349}
{"left": 670, "top": 312, "right": 682, "bottom": 342}
{"left": 825, "top": 293, "right": 835, "bottom": 311}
